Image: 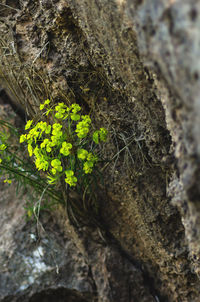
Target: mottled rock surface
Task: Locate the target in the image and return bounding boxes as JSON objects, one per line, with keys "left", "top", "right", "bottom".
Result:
{"left": 0, "top": 175, "right": 155, "bottom": 302}
{"left": 1, "top": 0, "right": 200, "bottom": 301}
{"left": 128, "top": 0, "right": 200, "bottom": 279}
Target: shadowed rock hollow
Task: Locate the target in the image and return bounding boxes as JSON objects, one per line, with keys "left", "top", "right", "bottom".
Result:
{"left": 1, "top": 0, "right": 200, "bottom": 301}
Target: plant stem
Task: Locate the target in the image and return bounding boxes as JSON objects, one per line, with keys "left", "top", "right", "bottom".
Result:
{"left": 0, "top": 163, "right": 61, "bottom": 202}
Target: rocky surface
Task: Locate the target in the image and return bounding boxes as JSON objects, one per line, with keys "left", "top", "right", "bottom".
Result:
{"left": 1, "top": 0, "right": 200, "bottom": 301}
{"left": 0, "top": 179, "right": 155, "bottom": 302}
{"left": 128, "top": 0, "right": 200, "bottom": 279}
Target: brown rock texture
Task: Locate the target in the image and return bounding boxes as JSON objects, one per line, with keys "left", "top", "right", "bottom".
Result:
{"left": 1, "top": 0, "right": 200, "bottom": 301}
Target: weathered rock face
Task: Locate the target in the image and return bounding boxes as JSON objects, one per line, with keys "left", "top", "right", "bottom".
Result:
{"left": 127, "top": 0, "right": 200, "bottom": 278}
{"left": 1, "top": 0, "right": 200, "bottom": 301}
{"left": 0, "top": 178, "right": 155, "bottom": 302}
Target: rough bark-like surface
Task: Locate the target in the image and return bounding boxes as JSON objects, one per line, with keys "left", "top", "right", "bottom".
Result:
{"left": 1, "top": 0, "right": 200, "bottom": 301}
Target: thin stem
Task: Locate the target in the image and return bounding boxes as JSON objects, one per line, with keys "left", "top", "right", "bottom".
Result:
{"left": 0, "top": 163, "right": 61, "bottom": 202}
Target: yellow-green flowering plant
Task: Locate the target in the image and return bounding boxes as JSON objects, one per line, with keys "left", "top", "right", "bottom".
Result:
{"left": 20, "top": 100, "right": 108, "bottom": 194}
{"left": 0, "top": 100, "right": 108, "bottom": 224}
{"left": 0, "top": 119, "right": 62, "bottom": 218}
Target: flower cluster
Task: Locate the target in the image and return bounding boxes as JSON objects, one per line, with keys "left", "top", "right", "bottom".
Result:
{"left": 60, "top": 142, "right": 72, "bottom": 156}
{"left": 65, "top": 170, "right": 77, "bottom": 187}
{"left": 0, "top": 144, "right": 7, "bottom": 151}
{"left": 20, "top": 100, "right": 108, "bottom": 187}
{"left": 93, "top": 128, "right": 108, "bottom": 144}
{"left": 77, "top": 149, "right": 98, "bottom": 174}
{"left": 75, "top": 115, "right": 91, "bottom": 138}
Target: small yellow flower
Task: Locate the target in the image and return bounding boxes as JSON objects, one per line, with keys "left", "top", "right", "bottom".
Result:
{"left": 0, "top": 144, "right": 6, "bottom": 151}
{"left": 25, "top": 120, "right": 33, "bottom": 130}
{"left": 40, "top": 138, "right": 49, "bottom": 149}
{"left": 70, "top": 113, "right": 80, "bottom": 121}
{"left": 77, "top": 149, "right": 88, "bottom": 160}
{"left": 44, "top": 99, "right": 50, "bottom": 105}
{"left": 51, "top": 159, "right": 62, "bottom": 173}
{"left": 27, "top": 144, "right": 33, "bottom": 157}
{"left": 99, "top": 128, "right": 108, "bottom": 142}
{"left": 4, "top": 179, "right": 12, "bottom": 184}
{"left": 33, "top": 146, "right": 40, "bottom": 157}
{"left": 65, "top": 170, "right": 77, "bottom": 186}
{"left": 37, "top": 121, "right": 47, "bottom": 131}
{"left": 60, "top": 142, "right": 72, "bottom": 156}
{"left": 87, "top": 152, "right": 98, "bottom": 162}
{"left": 55, "top": 103, "right": 67, "bottom": 119}
{"left": 35, "top": 156, "right": 49, "bottom": 171}
{"left": 0, "top": 158, "right": 2, "bottom": 164}
{"left": 20, "top": 134, "right": 27, "bottom": 143}
{"left": 40, "top": 104, "right": 45, "bottom": 110}
{"left": 83, "top": 161, "right": 94, "bottom": 174}
{"left": 40, "top": 99, "right": 50, "bottom": 110}
{"left": 52, "top": 123, "right": 62, "bottom": 130}
{"left": 51, "top": 168, "right": 57, "bottom": 175}
{"left": 45, "top": 125, "right": 51, "bottom": 134}
{"left": 71, "top": 104, "right": 81, "bottom": 113}
{"left": 46, "top": 145, "right": 52, "bottom": 153}
{"left": 55, "top": 112, "right": 64, "bottom": 119}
